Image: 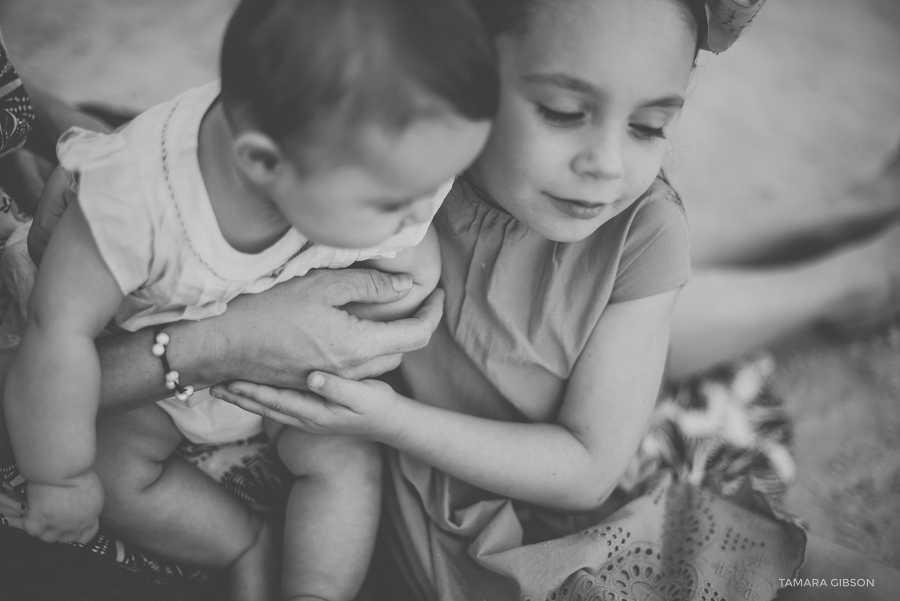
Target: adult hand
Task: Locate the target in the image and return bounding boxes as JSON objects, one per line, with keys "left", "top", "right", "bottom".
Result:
{"left": 195, "top": 269, "right": 444, "bottom": 389}
{"left": 0, "top": 149, "right": 55, "bottom": 216}
{"left": 27, "top": 166, "right": 73, "bottom": 266}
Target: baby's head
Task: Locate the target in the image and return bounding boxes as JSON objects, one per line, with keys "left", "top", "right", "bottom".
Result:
{"left": 468, "top": 0, "right": 705, "bottom": 242}
{"left": 220, "top": 0, "right": 497, "bottom": 248}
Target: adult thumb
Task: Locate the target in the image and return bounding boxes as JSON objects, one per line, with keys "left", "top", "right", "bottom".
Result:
{"left": 324, "top": 268, "right": 413, "bottom": 307}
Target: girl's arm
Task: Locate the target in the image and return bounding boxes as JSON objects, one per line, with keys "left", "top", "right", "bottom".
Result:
{"left": 213, "top": 289, "right": 678, "bottom": 513}
{"left": 4, "top": 201, "right": 124, "bottom": 542}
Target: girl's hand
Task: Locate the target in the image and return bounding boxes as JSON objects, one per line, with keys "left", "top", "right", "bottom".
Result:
{"left": 23, "top": 471, "right": 104, "bottom": 544}
{"left": 210, "top": 372, "right": 407, "bottom": 440}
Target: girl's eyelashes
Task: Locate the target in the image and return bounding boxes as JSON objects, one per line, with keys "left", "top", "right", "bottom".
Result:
{"left": 536, "top": 104, "right": 586, "bottom": 126}
{"left": 631, "top": 124, "right": 667, "bottom": 141}
{"left": 536, "top": 103, "right": 668, "bottom": 142}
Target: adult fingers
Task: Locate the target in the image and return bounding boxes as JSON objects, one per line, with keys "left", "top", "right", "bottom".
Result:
{"left": 316, "top": 268, "right": 414, "bottom": 307}
{"left": 0, "top": 511, "right": 23, "bottom": 530}
{"left": 27, "top": 166, "right": 71, "bottom": 266}
{"left": 362, "top": 288, "right": 445, "bottom": 356}
{"left": 343, "top": 353, "right": 403, "bottom": 380}
{"left": 0, "top": 492, "right": 25, "bottom": 521}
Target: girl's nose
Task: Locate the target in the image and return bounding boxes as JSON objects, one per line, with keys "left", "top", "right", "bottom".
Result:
{"left": 571, "top": 131, "right": 624, "bottom": 180}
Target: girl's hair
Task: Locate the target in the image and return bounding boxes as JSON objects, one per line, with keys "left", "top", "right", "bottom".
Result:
{"left": 220, "top": 0, "right": 499, "bottom": 165}
{"left": 471, "top": 0, "right": 708, "bottom": 57}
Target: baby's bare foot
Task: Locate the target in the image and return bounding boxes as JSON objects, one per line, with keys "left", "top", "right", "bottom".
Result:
{"left": 230, "top": 516, "right": 279, "bottom": 601}
{"left": 821, "top": 221, "right": 900, "bottom": 333}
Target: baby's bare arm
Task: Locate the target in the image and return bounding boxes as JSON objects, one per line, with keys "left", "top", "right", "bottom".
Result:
{"left": 4, "top": 202, "right": 123, "bottom": 542}
{"left": 343, "top": 225, "right": 441, "bottom": 322}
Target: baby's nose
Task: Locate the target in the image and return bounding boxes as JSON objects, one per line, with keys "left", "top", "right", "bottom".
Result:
{"left": 407, "top": 197, "right": 433, "bottom": 225}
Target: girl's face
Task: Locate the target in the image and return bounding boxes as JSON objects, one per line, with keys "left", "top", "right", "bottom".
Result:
{"left": 468, "top": 0, "right": 696, "bottom": 242}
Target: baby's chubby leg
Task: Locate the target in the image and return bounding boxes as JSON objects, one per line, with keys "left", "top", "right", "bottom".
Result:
{"left": 94, "top": 403, "right": 278, "bottom": 601}
{"left": 267, "top": 421, "right": 383, "bottom": 601}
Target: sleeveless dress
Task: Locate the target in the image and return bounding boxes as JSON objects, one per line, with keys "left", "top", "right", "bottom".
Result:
{"left": 5, "top": 81, "right": 450, "bottom": 444}
{"left": 386, "top": 177, "right": 806, "bottom": 601}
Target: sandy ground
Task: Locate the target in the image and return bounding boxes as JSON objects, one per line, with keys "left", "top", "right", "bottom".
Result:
{"left": 1, "top": 0, "right": 899, "bottom": 569}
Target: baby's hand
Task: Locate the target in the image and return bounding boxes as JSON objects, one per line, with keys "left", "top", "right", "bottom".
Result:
{"left": 23, "top": 471, "right": 104, "bottom": 544}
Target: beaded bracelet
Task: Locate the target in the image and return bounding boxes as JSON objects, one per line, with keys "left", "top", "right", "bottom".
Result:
{"left": 151, "top": 327, "right": 195, "bottom": 401}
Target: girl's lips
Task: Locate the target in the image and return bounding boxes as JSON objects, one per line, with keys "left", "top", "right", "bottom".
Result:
{"left": 545, "top": 193, "right": 609, "bottom": 220}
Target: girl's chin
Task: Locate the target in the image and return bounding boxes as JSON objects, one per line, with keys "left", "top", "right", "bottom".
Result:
{"left": 529, "top": 216, "right": 611, "bottom": 243}
{"left": 501, "top": 198, "right": 618, "bottom": 243}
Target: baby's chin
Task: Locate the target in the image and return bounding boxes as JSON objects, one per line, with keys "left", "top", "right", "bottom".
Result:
{"left": 293, "top": 222, "right": 399, "bottom": 249}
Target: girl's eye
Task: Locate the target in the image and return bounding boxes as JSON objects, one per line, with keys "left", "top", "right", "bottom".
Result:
{"left": 537, "top": 105, "right": 586, "bottom": 126}
{"left": 631, "top": 124, "right": 667, "bottom": 141}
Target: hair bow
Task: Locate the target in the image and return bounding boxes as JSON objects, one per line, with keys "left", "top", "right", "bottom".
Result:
{"left": 703, "top": 0, "right": 768, "bottom": 52}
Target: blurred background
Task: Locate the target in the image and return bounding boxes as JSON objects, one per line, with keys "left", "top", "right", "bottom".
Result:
{"left": 1, "top": 0, "right": 898, "bottom": 568}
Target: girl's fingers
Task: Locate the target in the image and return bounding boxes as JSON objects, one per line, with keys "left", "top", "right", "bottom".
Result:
{"left": 306, "top": 371, "right": 367, "bottom": 411}
{"left": 211, "top": 383, "right": 323, "bottom": 429}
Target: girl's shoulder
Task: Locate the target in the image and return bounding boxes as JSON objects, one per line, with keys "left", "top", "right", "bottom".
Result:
{"left": 625, "top": 175, "right": 689, "bottom": 246}
{"left": 601, "top": 175, "right": 692, "bottom": 303}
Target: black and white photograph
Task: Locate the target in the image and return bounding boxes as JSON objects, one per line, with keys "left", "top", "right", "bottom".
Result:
{"left": 0, "top": 0, "right": 899, "bottom": 599}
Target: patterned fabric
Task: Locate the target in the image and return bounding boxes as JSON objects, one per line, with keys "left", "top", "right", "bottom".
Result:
{"left": 1, "top": 360, "right": 803, "bottom": 594}
{"left": 0, "top": 32, "right": 35, "bottom": 253}
{"left": 507, "top": 472, "right": 803, "bottom": 601}
{"left": 704, "top": 0, "right": 769, "bottom": 53}
{"left": 0, "top": 433, "right": 291, "bottom": 587}
{"left": 639, "top": 353, "right": 797, "bottom": 515}
{"left": 383, "top": 367, "right": 805, "bottom": 601}
{"left": 0, "top": 34, "right": 33, "bottom": 158}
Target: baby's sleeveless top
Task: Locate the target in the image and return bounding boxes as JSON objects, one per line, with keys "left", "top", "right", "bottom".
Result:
{"left": 391, "top": 179, "right": 804, "bottom": 601}
{"left": 56, "top": 81, "right": 450, "bottom": 333}
{"left": 52, "top": 81, "right": 449, "bottom": 444}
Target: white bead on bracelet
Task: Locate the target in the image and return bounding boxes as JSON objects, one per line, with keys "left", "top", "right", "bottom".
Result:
{"left": 152, "top": 329, "right": 194, "bottom": 401}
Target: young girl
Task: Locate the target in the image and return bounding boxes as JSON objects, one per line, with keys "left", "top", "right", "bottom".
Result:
{"left": 214, "top": 0, "right": 900, "bottom": 599}
{"left": 2, "top": 0, "right": 495, "bottom": 599}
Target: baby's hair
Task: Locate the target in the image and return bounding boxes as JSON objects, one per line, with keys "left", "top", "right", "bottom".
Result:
{"left": 220, "top": 0, "right": 499, "bottom": 168}
{"left": 471, "top": 0, "right": 708, "bottom": 57}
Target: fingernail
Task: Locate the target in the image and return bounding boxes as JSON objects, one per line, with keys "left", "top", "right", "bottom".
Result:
{"left": 227, "top": 386, "right": 244, "bottom": 396}
{"left": 307, "top": 372, "right": 325, "bottom": 390}
{"left": 391, "top": 274, "right": 413, "bottom": 292}
{"left": 210, "top": 389, "right": 223, "bottom": 400}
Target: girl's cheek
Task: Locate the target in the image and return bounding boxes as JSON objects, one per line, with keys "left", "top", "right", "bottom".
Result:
{"left": 626, "top": 146, "right": 665, "bottom": 197}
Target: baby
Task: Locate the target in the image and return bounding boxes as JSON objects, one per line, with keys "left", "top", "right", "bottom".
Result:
{"left": 3, "top": 0, "right": 495, "bottom": 599}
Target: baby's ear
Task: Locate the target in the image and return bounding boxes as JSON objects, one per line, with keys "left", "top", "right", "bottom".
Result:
{"left": 233, "top": 131, "right": 285, "bottom": 186}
